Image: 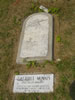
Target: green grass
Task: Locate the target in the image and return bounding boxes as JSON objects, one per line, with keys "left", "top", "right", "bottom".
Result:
{"left": 56, "top": 35, "right": 61, "bottom": 42}
{"left": 40, "top": 95, "right": 47, "bottom": 100}
{"left": 17, "top": 95, "right": 25, "bottom": 100}
{"left": 13, "top": 16, "right": 21, "bottom": 26}
{"left": 26, "top": 61, "right": 39, "bottom": 68}
{"left": 26, "top": 60, "right": 55, "bottom": 68}
{"left": 30, "top": 3, "right": 60, "bottom": 14}
{"left": 0, "top": 32, "right": 10, "bottom": 38}
{"left": 30, "top": 3, "right": 44, "bottom": 13}
{"left": 15, "top": 71, "right": 20, "bottom": 75}
{"left": 56, "top": 56, "right": 75, "bottom": 72}
{"left": 48, "top": 8, "right": 60, "bottom": 14}
{"left": 61, "top": 75, "right": 68, "bottom": 84}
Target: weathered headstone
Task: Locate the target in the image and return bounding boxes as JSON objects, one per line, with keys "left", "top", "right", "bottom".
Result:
{"left": 16, "top": 13, "right": 53, "bottom": 64}
{"left": 13, "top": 74, "right": 54, "bottom": 93}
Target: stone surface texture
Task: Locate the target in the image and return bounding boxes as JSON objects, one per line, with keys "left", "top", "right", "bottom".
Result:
{"left": 16, "top": 13, "right": 53, "bottom": 64}
{"left": 13, "top": 74, "right": 54, "bottom": 93}
{"left": 20, "top": 14, "right": 48, "bottom": 58}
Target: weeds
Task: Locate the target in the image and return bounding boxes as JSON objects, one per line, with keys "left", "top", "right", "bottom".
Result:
{"left": 26, "top": 61, "right": 38, "bottom": 68}
{"left": 30, "top": 2, "right": 61, "bottom": 15}
{"left": 32, "top": 3, "right": 35, "bottom": 8}
{"left": 24, "top": 60, "right": 55, "bottom": 68}
{"left": 15, "top": 71, "right": 19, "bottom": 75}
{"left": 30, "top": 3, "right": 39, "bottom": 12}
{"left": 30, "top": 3, "right": 44, "bottom": 13}
{"left": 26, "top": 61, "right": 32, "bottom": 68}
{"left": 53, "top": 95, "right": 57, "bottom": 100}
{"left": 31, "top": 3, "right": 60, "bottom": 14}
{"left": 13, "top": 16, "right": 21, "bottom": 26}
{"left": 56, "top": 35, "right": 61, "bottom": 42}
{"left": 45, "top": 60, "right": 55, "bottom": 65}
{"left": 26, "top": 60, "right": 55, "bottom": 68}
{"left": 48, "top": 8, "right": 60, "bottom": 14}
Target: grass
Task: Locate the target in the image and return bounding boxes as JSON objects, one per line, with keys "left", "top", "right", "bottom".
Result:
{"left": 0, "top": 0, "right": 75, "bottom": 100}
{"left": 26, "top": 61, "right": 39, "bottom": 68}
{"left": 56, "top": 35, "right": 61, "bottom": 42}
{"left": 30, "top": 2, "right": 44, "bottom": 13}
{"left": 40, "top": 95, "right": 47, "bottom": 100}
{"left": 15, "top": 71, "right": 20, "bottom": 75}
{"left": 48, "top": 8, "right": 60, "bottom": 14}
{"left": 17, "top": 95, "right": 25, "bottom": 100}
{"left": 26, "top": 60, "right": 55, "bottom": 68}
{"left": 13, "top": 16, "right": 21, "bottom": 26}
{"left": 56, "top": 56, "right": 75, "bottom": 73}
{"left": 61, "top": 75, "right": 68, "bottom": 84}
{"left": 0, "top": 32, "right": 10, "bottom": 39}
{"left": 30, "top": 2, "right": 60, "bottom": 14}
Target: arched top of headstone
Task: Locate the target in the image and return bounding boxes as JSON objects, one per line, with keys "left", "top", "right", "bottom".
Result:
{"left": 23, "top": 13, "right": 52, "bottom": 25}
{"left": 16, "top": 13, "right": 53, "bottom": 64}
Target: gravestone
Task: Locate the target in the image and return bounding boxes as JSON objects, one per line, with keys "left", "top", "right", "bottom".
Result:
{"left": 16, "top": 13, "right": 53, "bottom": 64}
{"left": 13, "top": 74, "right": 54, "bottom": 93}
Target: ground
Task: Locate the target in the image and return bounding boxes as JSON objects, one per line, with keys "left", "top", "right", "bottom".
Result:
{"left": 0, "top": 0, "right": 75, "bottom": 100}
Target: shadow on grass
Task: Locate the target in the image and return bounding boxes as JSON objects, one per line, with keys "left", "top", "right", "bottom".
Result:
{"left": 70, "top": 81, "right": 75, "bottom": 100}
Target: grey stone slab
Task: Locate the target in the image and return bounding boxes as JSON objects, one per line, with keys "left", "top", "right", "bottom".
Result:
{"left": 13, "top": 74, "right": 54, "bottom": 93}
{"left": 16, "top": 13, "right": 53, "bottom": 64}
